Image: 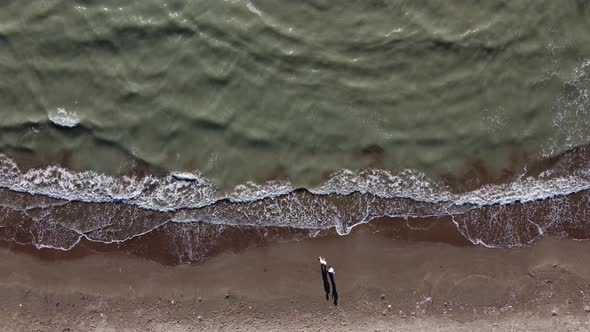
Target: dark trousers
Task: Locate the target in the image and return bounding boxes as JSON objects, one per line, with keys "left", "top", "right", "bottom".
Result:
{"left": 321, "top": 264, "right": 330, "bottom": 301}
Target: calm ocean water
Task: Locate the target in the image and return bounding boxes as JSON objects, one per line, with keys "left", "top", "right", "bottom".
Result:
{"left": 1, "top": 1, "right": 590, "bottom": 261}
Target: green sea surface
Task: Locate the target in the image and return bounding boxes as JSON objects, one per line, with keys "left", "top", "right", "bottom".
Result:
{"left": 1, "top": 0, "right": 589, "bottom": 190}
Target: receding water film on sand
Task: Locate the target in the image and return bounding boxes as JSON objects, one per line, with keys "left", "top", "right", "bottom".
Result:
{"left": 2, "top": 1, "right": 590, "bottom": 331}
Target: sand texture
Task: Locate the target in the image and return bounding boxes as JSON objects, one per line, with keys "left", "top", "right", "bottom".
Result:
{"left": 2, "top": 225, "right": 590, "bottom": 331}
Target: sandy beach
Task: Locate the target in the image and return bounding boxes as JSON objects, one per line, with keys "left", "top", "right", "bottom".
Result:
{"left": 2, "top": 1, "right": 590, "bottom": 331}
{"left": 2, "top": 219, "right": 590, "bottom": 332}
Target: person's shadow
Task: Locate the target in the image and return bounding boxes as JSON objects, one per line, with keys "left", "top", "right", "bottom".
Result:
{"left": 328, "top": 268, "right": 338, "bottom": 306}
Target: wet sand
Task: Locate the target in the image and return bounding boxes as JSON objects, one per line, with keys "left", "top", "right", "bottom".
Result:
{"left": 4, "top": 142, "right": 590, "bottom": 255}
{"left": 2, "top": 220, "right": 590, "bottom": 331}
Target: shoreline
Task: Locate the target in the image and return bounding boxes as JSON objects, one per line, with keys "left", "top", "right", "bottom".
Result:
{"left": 2, "top": 142, "right": 590, "bottom": 256}
{"left": 3, "top": 186, "right": 590, "bottom": 265}
{"left": 0, "top": 215, "right": 471, "bottom": 266}
{"left": 3, "top": 222, "right": 590, "bottom": 331}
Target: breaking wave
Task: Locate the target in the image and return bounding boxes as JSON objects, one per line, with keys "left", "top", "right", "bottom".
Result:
{"left": 1, "top": 150, "right": 590, "bottom": 214}
{"left": 1, "top": 142, "right": 590, "bottom": 260}
{"left": 48, "top": 108, "right": 80, "bottom": 128}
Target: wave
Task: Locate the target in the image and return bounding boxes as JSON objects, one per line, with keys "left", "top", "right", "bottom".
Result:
{"left": 1, "top": 142, "right": 590, "bottom": 256}
{"left": 1, "top": 143, "right": 590, "bottom": 213}
{"left": 48, "top": 108, "right": 80, "bottom": 128}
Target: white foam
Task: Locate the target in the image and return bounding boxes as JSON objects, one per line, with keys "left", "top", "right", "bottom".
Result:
{"left": 2, "top": 152, "right": 590, "bottom": 213}
{"left": 48, "top": 108, "right": 80, "bottom": 128}
{"left": 246, "top": 2, "right": 262, "bottom": 17}
{"left": 2, "top": 149, "right": 590, "bottom": 244}
{"left": 171, "top": 171, "right": 208, "bottom": 185}
{"left": 229, "top": 180, "right": 294, "bottom": 202}
{"left": 3, "top": 149, "right": 590, "bottom": 251}
{"left": 310, "top": 168, "right": 454, "bottom": 203}
{"left": 543, "top": 57, "right": 590, "bottom": 158}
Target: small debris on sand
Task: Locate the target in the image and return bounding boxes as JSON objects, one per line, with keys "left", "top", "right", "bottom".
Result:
{"left": 551, "top": 309, "right": 558, "bottom": 316}
{"left": 584, "top": 305, "right": 590, "bottom": 312}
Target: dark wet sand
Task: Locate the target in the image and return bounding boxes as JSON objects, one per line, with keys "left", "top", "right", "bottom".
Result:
{"left": 2, "top": 219, "right": 590, "bottom": 331}
{"left": 0, "top": 214, "right": 471, "bottom": 265}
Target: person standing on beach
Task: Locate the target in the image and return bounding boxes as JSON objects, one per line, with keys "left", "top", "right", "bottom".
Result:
{"left": 319, "top": 257, "right": 330, "bottom": 301}
{"left": 328, "top": 266, "right": 338, "bottom": 306}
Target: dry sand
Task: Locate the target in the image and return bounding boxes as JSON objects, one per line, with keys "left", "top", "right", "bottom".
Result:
{"left": 2, "top": 223, "right": 590, "bottom": 331}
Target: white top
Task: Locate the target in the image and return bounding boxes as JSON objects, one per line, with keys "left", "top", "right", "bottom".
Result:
{"left": 328, "top": 267, "right": 335, "bottom": 274}
{"left": 319, "top": 259, "right": 327, "bottom": 265}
